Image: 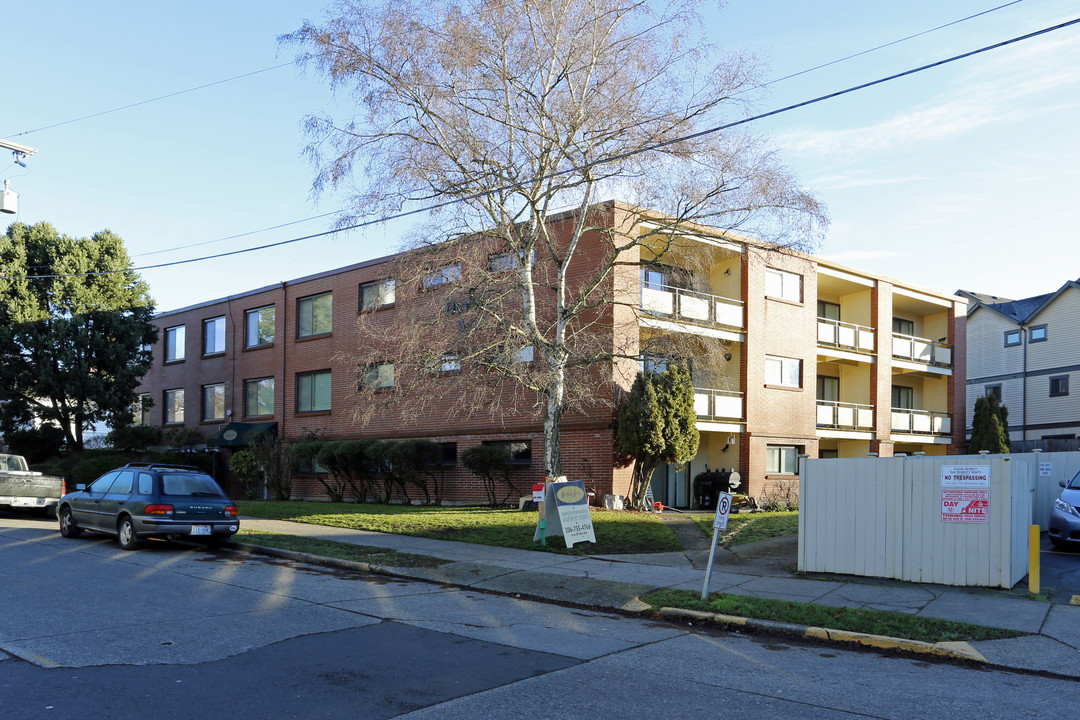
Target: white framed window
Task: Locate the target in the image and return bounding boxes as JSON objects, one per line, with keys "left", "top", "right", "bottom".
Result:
{"left": 297, "top": 370, "right": 332, "bottom": 412}
{"left": 423, "top": 264, "right": 462, "bottom": 289}
{"left": 511, "top": 345, "right": 535, "bottom": 364}
{"left": 765, "top": 355, "right": 801, "bottom": 388}
{"left": 164, "top": 325, "right": 185, "bottom": 362}
{"left": 490, "top": 250, "right": 533, "bottom": 272}
{"left": 766, "top": 445, "right": 799, "bottom": 475}
{"left": 360, "top": 279, "right": 396, "bottom": 311}
{"left": 245, "top": 306, "right": 275, "bottom": 348}
{"left": 298, "top": 293, "right": 332, "bottom": 337}
{"left": 203, "top": 316, "right": 226, "bottom": 356}
{"left": 164, "top": 388, "right": 185, "bottom": 424}
{"left": 765, "top": 268, "right": 802, "bottom": 303}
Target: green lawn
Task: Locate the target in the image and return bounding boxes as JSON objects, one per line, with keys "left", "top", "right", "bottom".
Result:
{"left": 238, "top": 501, "right": 681, "bottom": 555}
{"left": 235, "top": 530, "right": 449, "bottom": 569}
{"left": 694, "top": 510, "right": 800, "bottom": 547}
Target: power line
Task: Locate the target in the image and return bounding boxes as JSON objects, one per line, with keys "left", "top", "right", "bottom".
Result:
{"left": 755, "top": 0, "right": 1026, "bottom": 91}
{"left": 5, "top": 15, "right": 1078, "bottom": 281}
{"left": 130, "top": 0, "right": 1032, "bottom": 260}
{"left": 3, "top": 63, "right": 294, "bottom": 139}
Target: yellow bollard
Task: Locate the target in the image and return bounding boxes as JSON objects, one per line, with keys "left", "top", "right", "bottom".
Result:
{"left": 1028, "top": 525, "right": 1041, "bottom": 595}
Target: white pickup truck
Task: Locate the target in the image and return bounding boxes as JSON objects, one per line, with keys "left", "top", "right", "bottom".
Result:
{"left": 0, "top": 453, "right": 66, "bottom": 516}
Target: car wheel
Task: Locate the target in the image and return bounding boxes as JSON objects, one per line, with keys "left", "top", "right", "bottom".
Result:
{"left": 59, "top": 507, "right": 82, "bottom": 538}
{"left": 1050, "top": 536, "right": 1065, "bottom": 549}
{"left": 117, "top": 516, "right": 140, "bottom": 551}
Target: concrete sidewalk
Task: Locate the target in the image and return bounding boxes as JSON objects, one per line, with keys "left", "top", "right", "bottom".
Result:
{"left": 238, "top": 516, "right": 1080, "bottom": 676}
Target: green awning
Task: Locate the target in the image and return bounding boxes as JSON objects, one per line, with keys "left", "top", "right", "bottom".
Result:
{"left": 206, "top": 421, "right": 278, "bottom": 448}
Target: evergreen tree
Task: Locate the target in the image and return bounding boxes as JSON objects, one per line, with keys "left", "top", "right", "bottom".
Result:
{"left": 969, "top": 394, "right": 1011, "bottom": 454}
{"left": 0, "top": 222, "right": 157, "bottom": 450}
{"left": 615, "top": 364, "right": 699, "bottom": 509}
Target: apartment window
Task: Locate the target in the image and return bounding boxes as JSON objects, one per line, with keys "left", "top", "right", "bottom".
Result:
{"left": 423, "top": 264, "right": 462, "bottom": 289}
{"left": 766, "top": 445, "right": 799, "bottom": 475}
{"left": 1030, "top": 325, "right": 1047, "bottom": 343}
{"left": 490, "top": 250, "right": 533, "bottom": 272}
{"left": 893, "top": 317, "right": 915, "bottom": 336}
{"left": 360, "top": 363, "right": 395, "bottom": 390}
{"left": 425, "top": 355, "right": 460, "bottom": 374}
{"left": 892, "top": 385, "right": 914, "bottom": 410}
{"left": 164, "top": 325, "right": 185, "bottom": 363}
{"left": 511, "top": 345, "right": 535, "bottom": 364}
{"left": 360, "top": 279, "right": 396, "bottom": 311}
{"left": 765, "top": 355, "right": 802, "bottom": 388}
{"left": 641, "top": 264, "right": 690, "bottom": 291}
{"left": 244, "top": 378, "right": 275, "bottom": 418}
{"left": 201, "top": 383, "right": 225, "bottom": 422}
{"left": 202, "top": 316, "right": 226, "bottom": 356}
{"left": 483, "top": 440, "right": 532, "bottom": 465}
{"left": 439, "top": 442, "right": 458, "bottom": 466}
{"left": 817, "top": 300, "right": 840, "bottom": 321}
{"left": 1050, "top": 375, "right": 1069, "bottom": 398}
{"left": 985, "top": 384, "right": 1002, "bottom": 402}
{"left": 164, "top": 389, "right": 184, "bottom": 425}
{"left": 297, "top": 371, "right": 332, "bottom": 413}
{"left": 765, "top": 268, "right": 802, "bottom": 303}
{"left": 817, "top": 376, "right": 839, "bottom": 402}
{"left": 640, "top": 354, "right": 670, "bottom": 374}
{"left": 133, "top": 393, "right": 151, "bottom": 426}
{"left": 298, "top": 293, "right": 333, "bottom": 337}
{"left": 819, "top": 449, "right": 839, "bottom": 459}
{"left": 1004, "top": 329, "right": 1021, "bottom": 347}
{"left": 245, "top": 306, "right": 275, "bottom": 348}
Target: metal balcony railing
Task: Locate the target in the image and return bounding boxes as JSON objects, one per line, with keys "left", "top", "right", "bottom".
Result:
{"left": 816, "top": 401, "right": 874, "bottom": 431}
{"left": 693, "top": 387, "right": 743, "bottom": 421}
{"left": 817, "top": 318, "right": 875, "bottom": 354}
{"left": 640, "top": 284, "right": 744, "bottom": 329}
{"left": 891, "top": 333, "right": 952, "bottom": 367}
{"left": 891, "top": 408, "right": 952, "bottom": 435}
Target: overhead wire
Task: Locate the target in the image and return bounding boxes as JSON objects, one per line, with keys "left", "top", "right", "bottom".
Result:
{"left": 2, "top": 2, "right": 1027, "bottom": 260}
{"left": 5, "top": 14, "right": 1078, "bottom": 280}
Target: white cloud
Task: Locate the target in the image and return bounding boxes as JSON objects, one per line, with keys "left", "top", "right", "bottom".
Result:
{"left": 810, "top": 174, "right": 926, "bottom": 191}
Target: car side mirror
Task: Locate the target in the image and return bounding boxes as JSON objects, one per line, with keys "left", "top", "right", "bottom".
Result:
{"left": 1061, "top": 480, "right": 1068, "bottom": 488}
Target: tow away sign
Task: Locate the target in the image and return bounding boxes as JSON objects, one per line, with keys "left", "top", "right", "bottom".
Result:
{"left": 941, "top": 465, "right": 990, "bottom": 523}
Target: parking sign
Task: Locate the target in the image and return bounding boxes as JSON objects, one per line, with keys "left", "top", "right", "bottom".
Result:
{"left": 712, "top": 492, "right": 733, "bottom": 531}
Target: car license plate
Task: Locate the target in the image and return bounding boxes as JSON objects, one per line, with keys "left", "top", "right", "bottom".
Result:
{"left": 191, "top": 525, "right": 211, "bottom": 536}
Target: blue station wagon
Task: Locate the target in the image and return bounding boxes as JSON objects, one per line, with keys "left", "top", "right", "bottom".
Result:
{"left": 58, "top": 463, "right": 239, "bottom": 550}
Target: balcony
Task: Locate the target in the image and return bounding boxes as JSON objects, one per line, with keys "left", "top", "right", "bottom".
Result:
{"left": 641, "top": 284, "right": 743, "bottom": 330}
{"left": 891, "top": 333, "right": 952, "bottom": 368}
{"left": 816, "top": 401, "right": 874, "bottom": 431}
{"left": 891, "top": 408, "right": 951, "bottom": 435}
{"left": 693, "top": 387, "right": 743, "bottom": 422}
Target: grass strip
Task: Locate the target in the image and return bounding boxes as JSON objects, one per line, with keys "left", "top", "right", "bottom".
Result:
{"left": 693, "top": 511, "right": 800, "bottom": 547}
{"left": 238, "top": 501, "right": 681, "bottom": 555}
{"left": 236, "top": 530, "right": 449, "bottom": 569}
{"left": 642, "top": 588, "right": 1024, "bottom": 643}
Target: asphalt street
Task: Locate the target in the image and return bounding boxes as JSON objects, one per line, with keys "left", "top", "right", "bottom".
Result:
{"left": 3, "top": 512, "right": 1080, "bottom": 719}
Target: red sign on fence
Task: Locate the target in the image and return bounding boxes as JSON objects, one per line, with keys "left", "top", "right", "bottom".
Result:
{"left": 941, "top": 488, "right": 990, "bottom": 523}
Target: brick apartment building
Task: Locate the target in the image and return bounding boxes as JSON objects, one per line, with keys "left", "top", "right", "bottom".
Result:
{"left": 135, "top": 202, "right": 967, "bottom": 506}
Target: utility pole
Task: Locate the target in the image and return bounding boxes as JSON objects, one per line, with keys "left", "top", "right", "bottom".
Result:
{"left": 1, "top": 137, "right": 38, "bottom": 214}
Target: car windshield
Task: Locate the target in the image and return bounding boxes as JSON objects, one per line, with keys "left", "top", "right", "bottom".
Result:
{"left": 162, "top": 473, "right": 225, "bottom": 497}
{"left": 1068, "top": 471, "right": 1080, "bottom": 490}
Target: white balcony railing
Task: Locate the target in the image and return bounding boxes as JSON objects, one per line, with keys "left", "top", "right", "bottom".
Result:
{"left": 891, "top": 408, "right": 952, "bottom": 435}
{"left": 693, "top": 387, "right": 743, "bottom": 421}
{"left": 816, "top": 401, "right": 874, "bottom": 431}
{"left": 641, "top": 284, "right": 744, "bottom": 329}
{"left": 891, "top": 334, "right": 952, "bottom": 367}
{"left": 817, "top": 319, "right": 874, "bottom": 353}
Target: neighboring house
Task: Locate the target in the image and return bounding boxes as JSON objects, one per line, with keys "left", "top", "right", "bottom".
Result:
{"left": 958, "top": 280, "right": 1080, "bottom": 449}
{"left": 136, "top": 201, "right": 967, "bottom": 506}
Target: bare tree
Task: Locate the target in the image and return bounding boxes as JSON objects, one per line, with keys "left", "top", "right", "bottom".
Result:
{"left": 284, "top": 0, "right": 827, "bottom": 478}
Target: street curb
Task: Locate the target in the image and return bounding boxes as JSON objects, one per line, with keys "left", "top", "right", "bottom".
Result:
{"left": 658, "top": 607, "right": 988, "bottom": 663}
{"left": 229, "top": 540, "right": 990, "bottom": 665}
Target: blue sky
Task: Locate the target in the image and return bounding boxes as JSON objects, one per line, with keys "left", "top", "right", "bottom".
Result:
{"left": 3, "top": 1, "right": 1078, "bottom": 311}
